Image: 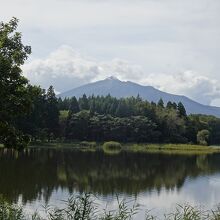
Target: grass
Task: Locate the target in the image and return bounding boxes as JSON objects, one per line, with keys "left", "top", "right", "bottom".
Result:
{"left": 29, "top": 141, "right": 97, "bottom": 149}
{"left": 21, "top": 141, "right": 220, "bottom": 155}
{"left": 0, "top": 197, "right": 24, "bottom": 220}
{"left": 1, "top": 194, "right": 220, "bottom": 220}
{"left": 124, "top": 143, "right": 220, "bottom": 155}
{"left": 81, "top": 141, "right": 97, "bottom": 148}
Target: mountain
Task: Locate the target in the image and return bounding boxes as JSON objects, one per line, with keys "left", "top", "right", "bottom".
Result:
{"left": 59, "top": 76, "right": 220, "bottom": 117}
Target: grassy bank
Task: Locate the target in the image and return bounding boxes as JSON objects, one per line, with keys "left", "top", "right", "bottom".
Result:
{"left": 1, "top": 194, "right": 220, "bottom": 220}
{"left": 124, "top": 143, "right": 220, "bottom": 155}
{"left": 27, "top": 141, "right": 220, "bottom": 155}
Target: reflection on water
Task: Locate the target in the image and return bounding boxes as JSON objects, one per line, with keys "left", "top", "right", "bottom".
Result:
{"left": 0, "top": 148, "right": 220, "bottom": 217}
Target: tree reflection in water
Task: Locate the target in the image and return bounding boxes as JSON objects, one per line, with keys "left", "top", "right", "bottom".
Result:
{"left": 0, "top": 148, "right": 219, "bottom": 205}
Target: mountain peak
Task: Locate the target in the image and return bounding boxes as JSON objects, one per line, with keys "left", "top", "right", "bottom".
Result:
{"left": 105, "top": 76, "right": 120, "bottom": 81}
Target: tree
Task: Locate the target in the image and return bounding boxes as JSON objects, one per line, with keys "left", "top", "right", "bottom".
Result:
{"left": 115, "top": 100, "right": 128, "bottom": 117}
{"left": 197, "top": 129, "right": 210, "bottom": 146}
{"left": 66, "top": 110, "right": 90, "bottom": 140}
{"left": 166, "top": 101, "right": 173, "bottom": 109}
{"left": 89, "top": 99, "right": 96, "bottom": 115}
{"left": 45, "top": 86, "right": 60, "bottom": 141}
{"left": 69, "top": 97, "right": 79, "bottom": 115}
{"left": 0, "top": 17, "right": 31, "bottom": 149}
{"left": 177, "top": 102, "right": 187, "bottom": 117}
{"left": 79, "top": 94, "right": 89, "bottom": 110}
{"left": 157, "top": 98, "right": 164, "bottom": 108}
{"left": 15, "top": 85, "right": 47, "bottom": 141}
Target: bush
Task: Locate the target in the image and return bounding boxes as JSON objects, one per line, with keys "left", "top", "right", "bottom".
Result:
{"left": 197, "top": 130, "right": 210, "bottom": 146}
{"left": 103, "top": 141, "right": 122, "bottom": 150}
{"left": 103, "top": 141, "right": 122, "bottom": 154}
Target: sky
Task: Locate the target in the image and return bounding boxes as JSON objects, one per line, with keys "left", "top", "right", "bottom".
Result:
{"left": 1, "top": 0, "right": 220, "bottom": 106}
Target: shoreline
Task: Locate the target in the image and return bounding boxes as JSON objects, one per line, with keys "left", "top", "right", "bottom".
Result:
{"left": 26, "top": 142, "right": 220, "bottom": 155}
{"left": 1, "top": 142, "right": 220, "bottom": 155}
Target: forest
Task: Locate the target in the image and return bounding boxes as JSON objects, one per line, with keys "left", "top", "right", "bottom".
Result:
{"left": 1, "top": 18, "right": 220, "bottom": 149}
{"left": 14, "top": 86, "right": 220, "bottom": 148}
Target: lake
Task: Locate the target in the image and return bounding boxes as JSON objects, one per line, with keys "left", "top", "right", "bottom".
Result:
{"left": 0, "top": 148, "right": 220, "bottom": 219}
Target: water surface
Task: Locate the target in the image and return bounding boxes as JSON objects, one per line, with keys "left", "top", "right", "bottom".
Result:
{"left": 0, "top": 148, "right": 220, "bottom": 218}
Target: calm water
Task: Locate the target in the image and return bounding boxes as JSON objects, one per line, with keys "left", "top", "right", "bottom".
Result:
{"left": 0, "top": 148, "right": 220, "bottom": 218}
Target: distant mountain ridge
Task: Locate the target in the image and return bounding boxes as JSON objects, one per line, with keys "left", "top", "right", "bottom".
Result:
{"left": 59, "top": 76, "right": 220, "bottom": 117}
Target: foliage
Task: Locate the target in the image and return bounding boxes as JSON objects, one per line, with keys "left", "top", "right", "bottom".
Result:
{"left": 126, "top": 143, "right": 220, "bottom": 155}
{"left": 103, "top": 141, "right": 122, "bottom": 154}
{"left": 0, "top": 196, "right": 25, "bottom": 220}
{"left": 197, "top": 130, "right": 210, "bottom": 146}
{"left": 12, "top": 93, "right": 220, "bottom": 146}
{"left": 81, "top": 141, "right": 97, "bottom": 148}
{"left": 0, "top": 17, "right": 31, "bottom": 149}
{"left": 1, "top": 194, "right": 220, "bottom": 220}
{"left": 103, "top": 141, "right": 122, "bottom": 150}
{"left": 16, "top": 85, "right": 60, "bottom": 143}
{"left": 177, "top": 102, "right": 187, "bottom": 118}
{"left": 45, "top": 86, "right": 60, "bottom": 141}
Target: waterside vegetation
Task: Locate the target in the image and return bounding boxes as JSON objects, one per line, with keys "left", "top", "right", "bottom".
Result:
{"left": 28, "top": 141, "right": 220, "bottom": 155}
{"left": 1, "top": 194, "right": 220, "bottom": 220}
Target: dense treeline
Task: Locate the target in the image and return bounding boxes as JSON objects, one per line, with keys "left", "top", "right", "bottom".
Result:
{"left": 14, "top": 86, "right": 220, "bottom": 145}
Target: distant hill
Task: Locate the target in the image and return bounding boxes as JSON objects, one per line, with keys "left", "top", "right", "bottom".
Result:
{"left": 59, "top": 76, "right": 220, "bottom": 117}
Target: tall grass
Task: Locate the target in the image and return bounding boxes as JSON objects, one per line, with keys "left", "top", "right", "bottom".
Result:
{"left": 0, "top": 197, "right": 24, "bottom": 220}
{"left": 81, "top": 141, "right": 97, "bottom": 148}
{"left": 1, "top": 194, "right": 220, "bottom": 220}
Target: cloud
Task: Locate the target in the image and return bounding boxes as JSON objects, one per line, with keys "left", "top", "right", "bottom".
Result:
{"left": 23, "top": 45, "right": 143, "bottom": 92}
{"left": 2, "top": 0, "right": 220, "bottom": 79}
{"left": 23, "top": 46, "right": 220, "bottom": 106}
{"left": 140, "top": 71, "right": 220, "bottom": 105}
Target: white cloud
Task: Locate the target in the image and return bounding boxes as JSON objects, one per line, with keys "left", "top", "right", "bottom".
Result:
{"left": 23, "top": 45, "right": 143, "bottom": 92}
{"left": 140, "top": 71, "right": 220, "bottom": 105}
{"left": 1, "top": 0, "right": 220, "bottom": 80}
{"left": 23, "top": 46, "right": 220, "bottom": 106}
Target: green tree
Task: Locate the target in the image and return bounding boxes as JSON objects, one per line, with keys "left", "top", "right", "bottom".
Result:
{"left": 197, "top": 129, "right": 210, "bottom": 146}
{"left": 0, "top": 17, "right": 31, "bottom": 149}
{"left": 79, "top": 94, "right": 89, "bottom": 110}
{"left": 157, "top": 98, "right": 164, "bottom": 108}
{"left": 66, "top": 110, "right": 90, "bottom": 140}
{"left": 166, "top": 101, "right": 173, "bottom": 109}
{"left": 69, "top": 96, "right": 79, "bottom": 114}
{"left": 15, "top": 85, "right": 47, "bottom": 141}
{"left": 115, "top": 100, "right": 128, "bottom": 117}
{"left": 177, "top": 102, "right": 187, "bottom": 117}
{"left": 45, "top": 86, "right": 60, "bottom": 141}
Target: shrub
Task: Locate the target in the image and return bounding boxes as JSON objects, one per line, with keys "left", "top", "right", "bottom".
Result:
{"left": 103, "top": 141, "right": 122, "bottom": 155}
{"left": 197, "top": 130, "right": 210, "bottom": 146}
{"left": 103, "top": 141, "right": 122, "bottom": 150}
